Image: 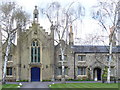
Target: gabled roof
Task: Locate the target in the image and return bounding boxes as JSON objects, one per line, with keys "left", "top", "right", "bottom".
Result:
{"left": 72, "top": 45, "right": 120, "bottom": 53}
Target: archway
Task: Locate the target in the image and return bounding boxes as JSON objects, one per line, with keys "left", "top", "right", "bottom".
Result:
{"left": 93, "top": 67, "right": 101, "bottom": 81}
{"left": 31, "top": 67, "right": 40, "bottom": 81}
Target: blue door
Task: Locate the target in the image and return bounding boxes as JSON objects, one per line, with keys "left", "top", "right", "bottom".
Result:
{"left": 31, "top": 67, "right": 40, "bottom": 81}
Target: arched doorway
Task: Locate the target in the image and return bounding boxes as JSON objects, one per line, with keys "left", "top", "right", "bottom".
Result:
{"left": 31, "top": 67, "right": 40, "bottom": 81}
{"left": 93, "top": 67, "right": 101, "bottom": 81}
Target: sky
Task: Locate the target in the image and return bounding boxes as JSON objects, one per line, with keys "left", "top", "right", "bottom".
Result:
{"left": 0, "top": 0, "right": 109, "bottom": 45}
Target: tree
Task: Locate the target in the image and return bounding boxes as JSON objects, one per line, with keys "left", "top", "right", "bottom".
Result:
{"left": 41, "top": 1, "right": 85, "bottom": 83}
{"left": 0, "top": 2, "right": 30, "bottom": 84}
{"left": 0, "top": 26, "right": 2, "bottom": 83}
{"left": 92, "top": 0, "right": 119, "bottom": 83}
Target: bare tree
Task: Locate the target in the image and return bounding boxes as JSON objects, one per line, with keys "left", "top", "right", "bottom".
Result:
{"left": 92, "top": 0, "right": 119, "bottom": 83}
{"left": 41, "top": 1, "right": 85, "bottom": 83}
{"left": 0, "top": 26, "right": 2, "bottom": 84}
{"left": 0, "top": 2, "right": 30, "bottom": 84}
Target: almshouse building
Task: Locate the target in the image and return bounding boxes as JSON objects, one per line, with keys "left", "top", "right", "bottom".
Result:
{"left": 2, "top": 6, "right": 120, "bottom": 82}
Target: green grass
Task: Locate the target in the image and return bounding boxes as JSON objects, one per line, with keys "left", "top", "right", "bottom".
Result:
{"left": 1, "top": 84, "right": 20, "bottom": 88}
{"left": 49, "top": 83, "right": 118, "bottom": 88}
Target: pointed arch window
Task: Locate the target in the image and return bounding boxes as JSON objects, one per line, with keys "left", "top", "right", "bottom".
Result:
{"left": 31, "top": 40, "right": 40, "bottom": 63}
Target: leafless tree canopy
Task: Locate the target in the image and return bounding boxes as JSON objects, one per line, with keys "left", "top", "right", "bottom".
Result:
{"left": 41, "top": 1, "right": 85, "bottom": 42}
{"left": 92, "top": 0, "right": 119, "bottom": 32}
{"left": 0, "top": 2, "right": 30, "bottom": 42}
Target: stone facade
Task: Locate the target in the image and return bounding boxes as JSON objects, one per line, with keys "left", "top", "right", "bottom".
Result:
{"left": 3, "top": 23, "right": 54, "bottom": 82}
{"left": 2, "top": 6, "right": 120, "bottom": 82}
{"left": 55, "top": 44, "right": 120, "bottom": 81}
{"left": 17, "top": 23, "right": 54, "bottom": 81}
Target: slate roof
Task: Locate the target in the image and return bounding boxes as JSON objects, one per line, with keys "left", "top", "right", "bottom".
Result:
{"left": 72, "top": 45, "right": 120, "bottom": 53}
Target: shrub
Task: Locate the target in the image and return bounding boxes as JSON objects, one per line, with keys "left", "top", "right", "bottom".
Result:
{"left": 42, "top": 80, "right": 51, "bottom": 82}
{"left": 102, "top": 66, "right": 108, "bottom": 80}
{"left": 16, "top": 80, "right": 28, "bottom": 82}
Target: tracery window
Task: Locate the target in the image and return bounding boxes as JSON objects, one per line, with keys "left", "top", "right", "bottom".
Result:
{"left": 31, "top": 40, "right": 40, "bottom": 63}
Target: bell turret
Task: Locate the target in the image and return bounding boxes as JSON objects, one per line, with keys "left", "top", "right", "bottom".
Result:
{"left": 33, "top": 6, "right": 39, "bottom": 23}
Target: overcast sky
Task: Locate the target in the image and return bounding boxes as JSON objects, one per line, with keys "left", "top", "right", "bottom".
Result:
{"left": 0, "top": 0, "right": 109, "bottom": 45}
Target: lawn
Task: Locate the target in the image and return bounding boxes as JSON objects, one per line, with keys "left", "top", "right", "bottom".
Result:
{"left": 49, "top": 83, "right": 118, "bottom": 88}
{"left": 0, "top": 84, "right": 20, "bottom": 89}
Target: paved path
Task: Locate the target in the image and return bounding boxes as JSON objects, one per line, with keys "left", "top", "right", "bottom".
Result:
{"left": 20, "top": 82, "right": 52, "bottom": 88}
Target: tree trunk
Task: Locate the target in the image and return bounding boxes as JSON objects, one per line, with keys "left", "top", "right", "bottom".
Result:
{"left": 2, "top": 34, "right": 12, "bottom": 84}
{"left": 107, "top": 41, "right": 112, "bottom": 83}
{"left": 60, "top": 42, "right": 65, "bottom": 83}
{"left": 0, "top": 26, "right": 2, "bottom": 84}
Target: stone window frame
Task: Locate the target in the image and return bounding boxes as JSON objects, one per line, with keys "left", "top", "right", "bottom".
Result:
{"left": 105, "top": 54, "right": 114, "bottom": 62}
{"left": 77, "top": 54, "right": 86, "bottom": 62}
{"left": 77, "top": 67, "right": 86, "bottom": 75}
{"left": 57, "top": 66, "right": 68, "bottom": 75}
{"left": 6, "top": 67, "right": 12, "bottom": 76}
{"left": 31, "top": 40, "right": 40, "bottom": 63}
{"left": 59, "top": 54, "right": 67, "bottom": 61}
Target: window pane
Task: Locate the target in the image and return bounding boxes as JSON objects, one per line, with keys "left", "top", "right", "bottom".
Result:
{"left": 78, "top": 55, "right": 81, "bottom": 61}
{"left": 35, "top": 56, "right": 37, "bottom": 62}
{"left": 78, "top": 55, "right": 85, "bottom": 61}
{"left": 35, "top": 47, "right": 37, "bottom": 54}
{"left": 64, "top": 55, "right": 67, "bottom": 61}
{"left": 38, "top": 47, "right": 40, "bottom": 62}
{"left": 58, "top": 67, "right": 62, "bottom": 75}
{"left": 59, "top": 55, "right": 62, "bottom": 61}
{"left": 31, "top": 47, "right": 33, "bottom": 62}
{"left": 10, "top": 68, "right": 12, "bottom": 75}
{"left": 59, "top": 55, "right": 67, "bottom": 61}
{"left": 32, "top": 41, "right": 35, "bottom": 46}
{"left": 81, "top": 68, "right": 83, "bottom": 75}
{"left": 7, "top": 68, "right": 9, "bottom": 75}
{"left": 83, "top": 68, "right": 86, "bottom": 75}
{"left": 106, "top": 55, "right": 109, "bottom": 61}
{"left": 58, "top": 67, "right": 68, "bottom": 75}
{"left": 78, "top": 67, "right": 86, "bottom": 75}
{"left": 65, "top": 67, "right": 68, "bottom": 75}
{"left": 78, "top": 68, "right": 81, "bottom": 75}
{"left": 7, "top": 67, "right": 12, "bottom": 75}
{"left": 36, "top": 41, "right": 38, "bottom": 46}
